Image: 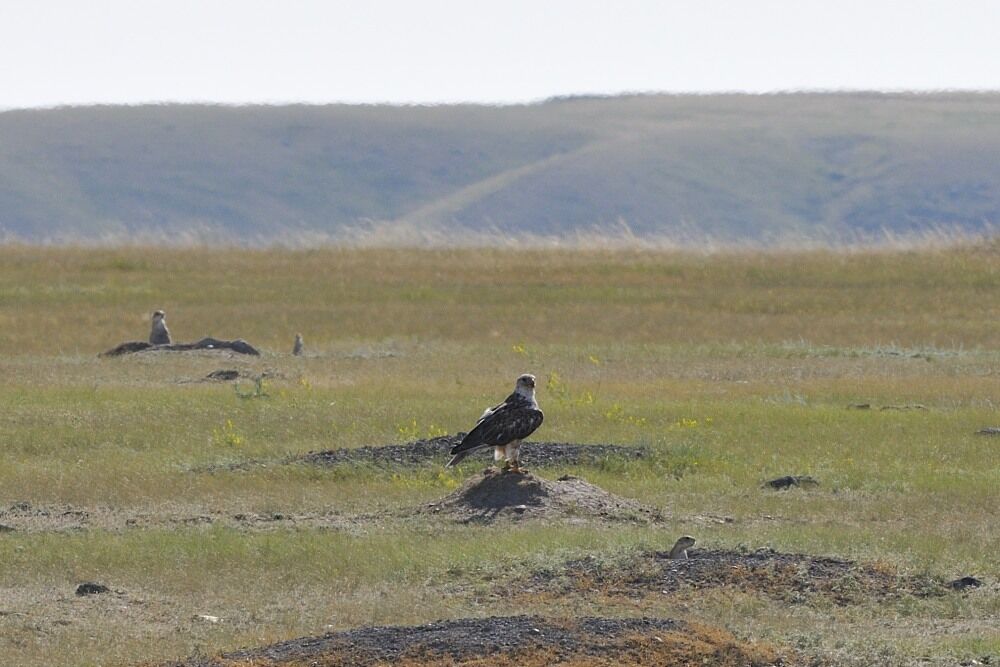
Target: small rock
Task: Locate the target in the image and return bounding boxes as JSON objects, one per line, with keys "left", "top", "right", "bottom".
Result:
{"left": 949, "top": 576, "right": 983, "bottom": 591}
{"left": 75, "top": 582, "right": 110, "bottom": 596}
{"left": 847, "top": 403, "right": 871, "bottom": 410}
{"left": 976, "top": 427, "right": 1000, "bottom": 436}
{"left": 0, "top": 524, "right": 15, "bottom": 533}
{"left": 206, "top": 369, "right": 240, "bottom": 381}
{"left": 194, "top": 614, "right": 221, "bottom": 623}
{"left": 512, "top": 505, "right": 529, "bottom": 514}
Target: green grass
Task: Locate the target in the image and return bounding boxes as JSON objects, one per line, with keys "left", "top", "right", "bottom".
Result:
{"left": 0, "top": 246, "right": 998, "bottom": 666}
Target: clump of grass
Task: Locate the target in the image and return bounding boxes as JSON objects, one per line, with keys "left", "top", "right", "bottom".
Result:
{"left": 234, "top": 375, "right": 269, "bottom": 399}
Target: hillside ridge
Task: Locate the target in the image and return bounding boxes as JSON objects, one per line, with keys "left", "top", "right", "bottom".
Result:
{"left": 2, "top": 93, "right": 999, "bottom": 245}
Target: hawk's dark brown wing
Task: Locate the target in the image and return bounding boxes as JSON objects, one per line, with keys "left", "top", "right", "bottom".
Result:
{"left": 446, "top": 394, "right": 543, "bottom": 466}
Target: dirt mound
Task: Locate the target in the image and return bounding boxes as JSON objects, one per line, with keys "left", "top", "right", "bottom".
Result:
{"left": 295, "top": 435, "right": 647, "bottom": 469}
{"left": 518, "top": 547, "right": 947, "bottom": 605}
{"left": 101, "top": 337, "right": 260, "bottom": 357}
{"left": 166, "top": 614, "right": 799, "bottom": 666}
{"left": 420, "top": 469, "right": 660, "bottom": 524}
{"left": 297, "top": 435, "right": 462, "bottom": 467}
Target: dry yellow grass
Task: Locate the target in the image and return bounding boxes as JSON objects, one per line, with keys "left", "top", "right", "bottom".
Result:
{"left": 2, "top": 243, "right": 1000, "bottom": 355}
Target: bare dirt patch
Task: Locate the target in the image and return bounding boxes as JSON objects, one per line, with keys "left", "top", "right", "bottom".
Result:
{"left": 416, "top": 469, "right": 660, "bottom": 525}
{"left": 163, "top": 614, "right": 802, "bottom": 667}
{"left": 515, "top": 547, "right": 948, "bottom": 605}
{"left": 291, "top": 435, "right": 647, "bottom": 469}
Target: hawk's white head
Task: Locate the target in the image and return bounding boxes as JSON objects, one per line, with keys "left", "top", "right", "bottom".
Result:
{"left": 514, "top": 373, "right": 536, "bottom": 399}
{"left": 152, "top": 310, "right": 165, "bottom": 321}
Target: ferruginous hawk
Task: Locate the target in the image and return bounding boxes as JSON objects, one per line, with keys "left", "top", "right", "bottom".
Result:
{"left": 446, "top": 374, "right": 544, "bottom": 473}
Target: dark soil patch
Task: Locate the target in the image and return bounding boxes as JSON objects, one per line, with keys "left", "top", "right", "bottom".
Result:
{"left": 847, "top": 403, "right": 929, "bottom": 411}
{"left": 164, "top": 614, "right": 800, "bottom": 666}
{"left": 205, "top": 369, "right": 241, "bottom": 381}
{"left": 763, "top": 475, "right": 819, "bottom": 490}
{"left": 948, "top": 576, "right": 984, "bottom": 590}
{"left": 294, "top": 435, "right": 647, "bottom": 469}
{"left": 518, "top": 547, "right": 947, "bottom": 605}
{"left": 74, "top": 582, "right": 110, "bottom": 596}
{"left": 418, "top": 470, "right": 660, "bottom": 525}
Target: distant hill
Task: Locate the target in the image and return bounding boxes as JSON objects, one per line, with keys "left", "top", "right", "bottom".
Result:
{"left": 2, "top": 93, "right": 1000, "bottom": 245}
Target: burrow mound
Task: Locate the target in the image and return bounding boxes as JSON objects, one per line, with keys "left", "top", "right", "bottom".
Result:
{"left": 167, "top": 614, "right": 798, "bottom": 667}
{"left": 295, "top": 434, "right": 647, "bottom": 468}
{"left": 101, "top": 337, "right": 261, "bottom": 357}
{"left": 519, "top": 547, "right": 948, "bottom": 605}
{"left": 419, "top": 469, "right": 661, "bottom": 525}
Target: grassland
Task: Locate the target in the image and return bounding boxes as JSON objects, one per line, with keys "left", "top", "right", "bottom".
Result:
{"left": 0, "top": 245, "right": 998, "bottom": 666}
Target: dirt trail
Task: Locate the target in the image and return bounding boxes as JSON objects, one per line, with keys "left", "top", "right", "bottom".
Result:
{"left": 0, "top": 501, "right": 353, "bottom": 534}
{"left": 1, "top": 469, "right": 656, "bottom": 533}
{"left": 388, "top": 136, "right": 622, "bottom": 228}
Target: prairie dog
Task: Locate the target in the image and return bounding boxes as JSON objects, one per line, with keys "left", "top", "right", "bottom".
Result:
{"left": 668, "top": 536, "right": 696, "bottom": 559}
{"left": 150, "top": 310, "right": 172, "bottom": 345}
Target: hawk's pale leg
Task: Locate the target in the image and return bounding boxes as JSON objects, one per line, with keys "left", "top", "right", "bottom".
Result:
{"left": 495, "top": 446, "right": 511, "bottom": 472}
{"left": 507, "top": 441, "right": 526, "bottom": 474}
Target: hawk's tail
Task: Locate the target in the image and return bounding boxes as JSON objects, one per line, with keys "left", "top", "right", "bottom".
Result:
{"left": 446, "top": 430, "right": 487, "bottom": 468}
{"left": 445, "top": 451, "right": 468, "bottom": 468}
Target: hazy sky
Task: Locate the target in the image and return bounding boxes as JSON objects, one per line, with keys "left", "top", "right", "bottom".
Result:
{"left": 1, "top": 0, "right": 998, "bottom": 109}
